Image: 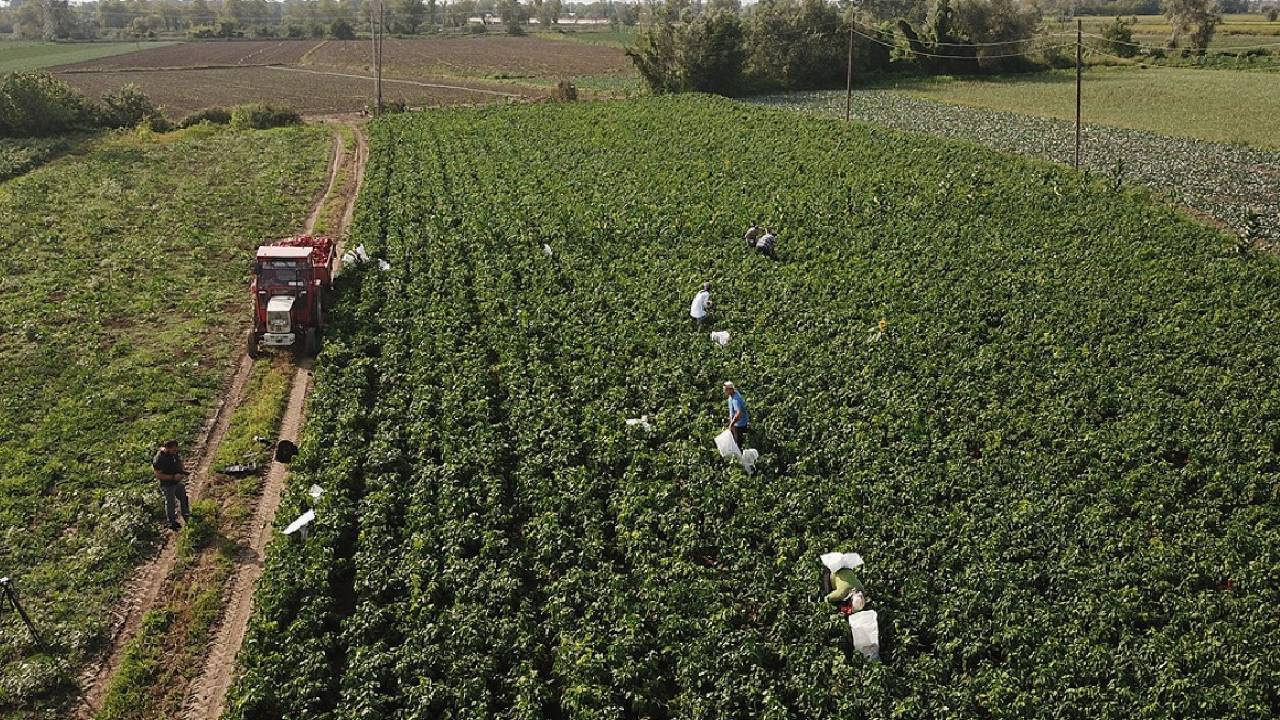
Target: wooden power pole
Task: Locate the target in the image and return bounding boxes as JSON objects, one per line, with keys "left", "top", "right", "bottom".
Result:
{"left": 845, "top": 24, "right": 854, "bottom": 122}
{"left": 1075, "top": 19, "right": 1082, "bottom": 169}
{"left": 372, "top": 0, "right": 385, "bottom": 114}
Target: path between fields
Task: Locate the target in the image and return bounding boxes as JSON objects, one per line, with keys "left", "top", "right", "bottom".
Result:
{"left": 74, "top": 123, "right": 367, "bottom": 720}
{"left": 179, "top": 122, "right": 367, "bottom": 720}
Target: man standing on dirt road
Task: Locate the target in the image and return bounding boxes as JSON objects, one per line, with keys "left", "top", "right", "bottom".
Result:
{"left": 152, "top": 439, "right": 190, "bottom": 531}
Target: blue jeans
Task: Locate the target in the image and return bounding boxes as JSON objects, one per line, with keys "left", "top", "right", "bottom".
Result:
{"left": 161, "top": 482, "right": 190, "bottom": 524}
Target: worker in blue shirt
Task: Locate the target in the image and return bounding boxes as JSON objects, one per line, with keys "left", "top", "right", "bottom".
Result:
{"left": 723, "top": 381, "right": 750, "bottom": 450}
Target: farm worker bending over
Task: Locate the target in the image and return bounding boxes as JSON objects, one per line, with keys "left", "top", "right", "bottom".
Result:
{"left": 690, "top": 282, "right": 713, "bottom": 327}
{"left": 723, "top": 381, "right": 750, "bottom": 450}
{"left": 820, "top": 552, "right": 867, "bottom": 613}
{"left": 755, "top": 230, "right": 776, "bottom": 258}
{"left": 744, "top": 223, "right": 763, "bottom": 250}
{"left": 152, "top": 439, "right": 190, "bottom": 531}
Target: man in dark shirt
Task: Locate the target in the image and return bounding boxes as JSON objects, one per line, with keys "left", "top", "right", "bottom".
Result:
{"left": 152, "top": 439, "right": 190, "bottom": 530}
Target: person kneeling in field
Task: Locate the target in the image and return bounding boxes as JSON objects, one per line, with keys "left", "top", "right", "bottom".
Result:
{"left": 744, "top": 223, "right": 763, "bottom": 250}
{"left": 820, "top": 552, "right": 867, "bottom": 615}
{"left": 690, "top": 282, "right": 713, "bottom": 327}
{"left": 754, "top": 229, "right": 776, "bottom": 258}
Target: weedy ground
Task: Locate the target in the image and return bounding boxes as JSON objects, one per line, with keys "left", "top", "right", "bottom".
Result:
{"left": 0, "top": 122, "right": 329, "bottom": 719}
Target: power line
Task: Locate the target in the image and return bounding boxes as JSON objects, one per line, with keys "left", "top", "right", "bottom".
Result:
{"left": 849, "top": 26, "right": 1077, "bottom": 60}
{"left": 849, "top": 18, "right": 1071, "bottom": 48}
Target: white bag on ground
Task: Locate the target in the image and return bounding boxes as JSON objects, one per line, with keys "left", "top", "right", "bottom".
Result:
{"left": 740, "top": 448, "right": 759, "bottom": 473}
{"left": 710, "top": 331, "right": 730, "bottom": 346}
{"left": 283, "top": 509, "right": 315, "bottom": 535}
{"left": 715, "top": 429, "right": 741, "bottom": 459}
{"left": 847, "top": 610, "right": 880, "bottom": 660}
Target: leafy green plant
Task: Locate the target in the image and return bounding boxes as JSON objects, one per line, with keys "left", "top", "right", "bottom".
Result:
{"left": 227, "top": 96, "right": 1280, "bottom": 719}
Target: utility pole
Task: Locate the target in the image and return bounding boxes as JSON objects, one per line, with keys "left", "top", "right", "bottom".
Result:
{"left": 1075, "top": 18, "right": 1082, "bottom": 169}
{"left": 845, "top": 23, "right": 854, "bottom": 122}
{"left": 371, "top": 0, "right": 385, "bottom": 114}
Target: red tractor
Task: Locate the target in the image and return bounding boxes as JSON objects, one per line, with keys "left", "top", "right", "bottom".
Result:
{"left": 248, "top": 235, "right": 335, "bottom": 359}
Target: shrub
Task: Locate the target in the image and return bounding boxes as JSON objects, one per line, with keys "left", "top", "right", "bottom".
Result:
{"left": 553, "top": 79, "right": 578, "bottom": 101}
{"left": 179, "top": 107, "right": 233, "bottom": 128}
{"left": 0, "top": 72, "right": 89, "bottom": 137}
{"left": 1267, "top": 8, "right": 1278, "bottom": 22}
{"left": 1099, "top": 16, "right": 1137, "bottom": 57}
{"left": 96, "top": 84, "right": 163, "bottom": 129}
{"left": 468, "top": 21, "right": 488, "bottom": 33}
{"left": 229, "top": 104, "right": 302, "bottom": 130}
{"left": 330, "top": 18, "right": 356, "bottom": 39}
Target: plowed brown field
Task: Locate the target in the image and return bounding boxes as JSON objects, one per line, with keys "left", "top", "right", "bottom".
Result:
{"left": 58, "top": 66, "right": 535, "bottom": 116}
{"left": 49, "top": 36, "right": 632, "bottom": 117}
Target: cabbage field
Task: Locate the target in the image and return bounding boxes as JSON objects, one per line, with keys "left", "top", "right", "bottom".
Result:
{"left": 227, "top": 96, "right": 1280, "bottom": 719}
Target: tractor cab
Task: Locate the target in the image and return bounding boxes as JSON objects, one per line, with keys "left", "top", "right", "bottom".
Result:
{"left": 249, "top": 241, "right": 333, "bottom": 358}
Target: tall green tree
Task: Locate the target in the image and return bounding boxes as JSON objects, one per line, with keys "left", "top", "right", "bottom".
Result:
{"left": 41, "top": 0, "right": 75, "bottom": 39}
{"left": 188, "top": 0, "right": 214, "bottom": 25}
{"left": 1165, "top": 0, "right": 1220, "bottom": 53}
{"left": 496, "top": 0, "right": 526, "bottom": 34}
{"left": 397, "top": 0, "right": 427, "bottom": 32}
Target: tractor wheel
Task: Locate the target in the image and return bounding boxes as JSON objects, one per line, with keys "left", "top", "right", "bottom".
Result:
{"left": 247, "top": 330, "right": 260, "bottom": 360}
{"left": 304, "top": 328, "right": 320, "bottom": 357}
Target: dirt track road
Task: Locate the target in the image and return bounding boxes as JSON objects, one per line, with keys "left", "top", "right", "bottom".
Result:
{"left": 75, "top": 122, "right": 367, "bottom": 720}
{"left": 181, "top": 124, "right": 367, "bottom": 720}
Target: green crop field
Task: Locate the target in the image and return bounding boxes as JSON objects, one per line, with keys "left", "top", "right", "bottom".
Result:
{"left": 873, "top": 67, "right": 1280, "bottom": 149}
{"left": 1078, "top": 14, "right": 1280, "bottom": 38}
{"left": 226, "top": 96, "right": 1280, "bottom": 719}
{"left": 0, "top": 124, "right": 329, "bottom": 719}
{"left": 0, "top": 40, "right": 178, "bottom": 73}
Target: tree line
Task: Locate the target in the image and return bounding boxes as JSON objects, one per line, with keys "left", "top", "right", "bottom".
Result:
{"left": 627, "top": 0, "right": 1267, "bottom": 95}
{"left": 0, "top": 0, "right": 639, "bottom": 41}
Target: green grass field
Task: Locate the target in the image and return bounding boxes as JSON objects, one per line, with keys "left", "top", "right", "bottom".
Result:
{"left": 0, "top": 124, "right": 329, "bottom": 720}
{"left": 0, "top": 40, "right": 178, "bottom": 73}
{"left": 537, "top": 26, "right": 637, "bottom": 48}
{"left": 1079, "top": 13, "right": 1280, "bottom": 38}
{"left": 875, "top": 66, "right": 1280, "bottom": 149}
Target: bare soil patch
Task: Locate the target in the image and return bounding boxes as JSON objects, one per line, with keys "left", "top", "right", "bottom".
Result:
{"left": 306, "top": 35, "right": 632, "bottom": 77}
{"left": 56, "top": 65, "right": 530, "bottom": 116}
{"left": 54, "top": 40, "right": 318, "bottom": 70}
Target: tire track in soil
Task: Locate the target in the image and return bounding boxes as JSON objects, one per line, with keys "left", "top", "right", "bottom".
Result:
{"left": 180, "top": 123, "right": 367, "bottom": 720}
{"left": 73, "top": 124, "right": 363, "bottom": 720}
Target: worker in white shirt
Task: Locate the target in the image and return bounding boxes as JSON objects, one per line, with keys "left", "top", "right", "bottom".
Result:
{"left": 689, "top": 282, "right": 713, "bottom": 327}
{"left": 744, "top": 223, "right": 763, "bottom": 250}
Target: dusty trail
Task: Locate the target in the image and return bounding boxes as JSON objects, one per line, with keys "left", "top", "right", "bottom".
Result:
{"left": 74, "top": 122, "right": 367, "bottom": 720}
{"left": 75, "top": 355, "right": 256, "bottom": 719}
{"left": 181, "top": 123, "right": 367, "bottom": 720}
{"left": 179, "top": 359, "right": 313, "bottom": 720}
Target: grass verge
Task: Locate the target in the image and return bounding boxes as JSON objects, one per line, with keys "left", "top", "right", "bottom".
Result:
{"left": 0, "top": 122, "right": 329, "bottom": 720}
